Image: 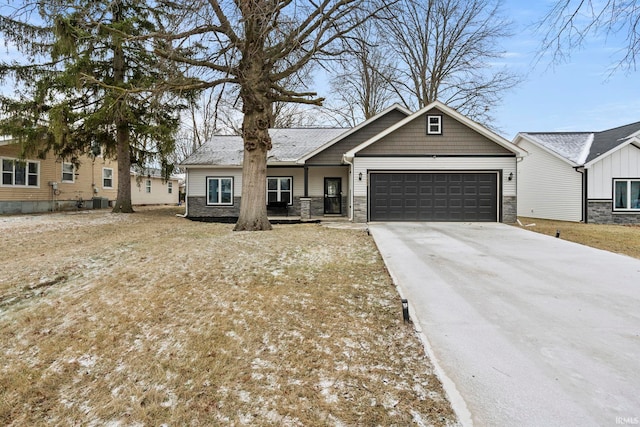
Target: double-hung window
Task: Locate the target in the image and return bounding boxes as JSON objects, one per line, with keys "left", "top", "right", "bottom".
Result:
{"left": 145, "top": 179, "right": 152, "bottom": 193}
{"left": 103, "top": 168, "right": 114, "bottom": 188}
{"left": 613, "top": 179, "right": 640, "bottom": 211}
{"left": 62, "top": 162, "right": 75, "bottom": 183}
{"left": 427, "top": 115, "right": 443, "bottom": 135}
{"left": 207, "top": 177, "right": 233, "bottom": 205}
{"left": 1, "top": 158, "right": 39, "bottom": 187}
{"left": 168, "top": 182, "right": 173, "bottom": 194}
{"left": 267, "top": 177, "right": 292, "bottom": 205}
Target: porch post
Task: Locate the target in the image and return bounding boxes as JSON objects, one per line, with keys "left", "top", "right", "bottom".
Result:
{"left": 303, "top": 165, "right": 309, "bottom": 197}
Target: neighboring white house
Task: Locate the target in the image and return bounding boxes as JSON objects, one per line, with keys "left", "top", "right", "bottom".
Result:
{"left": 513, "top": 121, "right": 640, "bottom": 223}
{"left": 182, "top": 101, "right": 526, "bottom": 223}
{"left": 130, "top": 168, "right": 181, "bottom": 206}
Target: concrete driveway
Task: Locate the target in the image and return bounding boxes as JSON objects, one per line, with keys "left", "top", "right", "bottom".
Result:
{"left": 369, "top": 222, "right": 640, "bottom": 427}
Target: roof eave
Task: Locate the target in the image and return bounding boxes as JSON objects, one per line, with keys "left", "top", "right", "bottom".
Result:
{"left": 347, "top": 101, "right": 526, "bottom": 158}
{"left": 584, "top": 136, "right": 640, "bottom": 167}
{"left": 514, "top": 133, "right": 582, "bottom": 167}
{"left": 297, "top": 104, "right": 411, "bottom": 164}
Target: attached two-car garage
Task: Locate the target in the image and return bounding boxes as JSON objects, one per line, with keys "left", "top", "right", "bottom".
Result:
{"left": 369, "top": 172, "right": 499, "bottom": 222}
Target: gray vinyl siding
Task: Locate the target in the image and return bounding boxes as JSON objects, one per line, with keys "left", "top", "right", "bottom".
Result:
{"left": 358, "top": 107, "right": 512, "bottom": 156}
{"left": 516, "top": 139, "right": 582, "bottom": 222}
{"left": 306, "top": 109, "right": 407, "bottom": 165}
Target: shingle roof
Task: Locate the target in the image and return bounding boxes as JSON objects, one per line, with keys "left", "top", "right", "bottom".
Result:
{"left": 521, "top": 121, "right": 640, "bottom": 165}
{"left": 182, "top": 128, "right": 349, "bottom": 166}
{"left": 520, "top": 132, "right": 593, "bottom": 165}
{"left": 586, "top": 121, "right": 640, "bottom": 163}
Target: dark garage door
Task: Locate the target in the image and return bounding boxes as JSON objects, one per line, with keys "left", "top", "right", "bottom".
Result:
{"left": 370, "top": 172, "right": 498, "bottom": 221}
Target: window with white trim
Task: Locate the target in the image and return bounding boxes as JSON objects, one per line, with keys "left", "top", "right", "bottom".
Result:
{"left": 145, "top": 179, "right": 152, "bottom": 193}
{"left": 103, "top": 168, "right": 114, "bottom": 188}
{"left": 62, "top": 162, "right": 75, "bottom": 183}
{"left": 207, "top": 177, "right": 233, "bottom": 205}
{"left": 427, "top": 115, "right": 442, "bottom": 135}
{"left": 613, "top": 179, "right": 640, "bottom": 211}
{"left": 1, "top": 158, "right": 39, "bottom": 187}
{"left": 168, "top": 181, "right": 173, "bottom": 194}
{"left": 267, "top": 177, "right": 292, "bottom": 205}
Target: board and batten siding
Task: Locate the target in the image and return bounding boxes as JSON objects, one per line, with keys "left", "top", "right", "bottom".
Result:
{"left": 516, "top": 139, "right": 582, "bottom": 222}
{"left": 588, "top": 144, "right": 640, "bottom": 199}
{"left": 352, "top": 157, "right": 516, "bottom": 197}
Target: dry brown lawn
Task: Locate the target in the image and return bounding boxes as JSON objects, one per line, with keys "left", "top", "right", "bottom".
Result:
{"left": 0, "top": 207, "right": 457, "bottom": 426}
{"left": 517, "top": 217, "right": 640, "bottom": 259}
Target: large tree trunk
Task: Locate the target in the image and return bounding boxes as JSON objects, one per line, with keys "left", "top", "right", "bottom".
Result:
{"left": 113, "top": 125, "right": 133, "bottom": 213}
{"left": 233, "top": 1, "right": 273, "bottom": 231}
{"left": 111, "top": 4, "right": 134, "bottom": 214}
{"left": 234, "top": 104, "right": 272, "bottom": 231}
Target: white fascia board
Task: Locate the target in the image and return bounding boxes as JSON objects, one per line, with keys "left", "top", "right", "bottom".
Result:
{"left": 296, "top": 103, "right": 412, "bottom": 164}
{"left": 345, "top": 100, "right": 526, "bottom": 160}
{"left": 585, "top": 135, "right": 640, "bottom": 168}
{"left": 183, "top": 164, "right": 242, "bottom": 169}
{"left": 514, "top": 133, "right": 581, "bottom": 167}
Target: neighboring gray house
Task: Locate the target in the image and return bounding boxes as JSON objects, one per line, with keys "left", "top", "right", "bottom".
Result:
{"left": 514, "top": 121, "right": 640, "bottom": 223}
{"left": 182, "top": 101, "right": 525, "bottom": 223}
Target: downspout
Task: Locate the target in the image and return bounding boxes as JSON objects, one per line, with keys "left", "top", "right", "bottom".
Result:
{"left": 573, "top": 166, "right": 587, "bottom": 223}
{"left": 182, "top": 170, "right": 189, "bottom": 218}
{"left": 342, "top": 154, "right": 354, "bottom": 221}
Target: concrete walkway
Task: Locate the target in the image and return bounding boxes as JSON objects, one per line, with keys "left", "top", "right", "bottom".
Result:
{"left": 369, "top": 222, "right": 640, "bottom": 427}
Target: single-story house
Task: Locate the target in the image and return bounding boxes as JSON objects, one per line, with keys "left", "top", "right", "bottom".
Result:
{"left": 513, "top": 121, "right": 640, "bottom": 223}
{"left": 1, "top": 137, "right": 118, "bottom": 214}
{"left": 130, "top": 168, "right": 181, "bottom": 206}
{"left": 182, "top": 101, "right": 525, "bottom": 223}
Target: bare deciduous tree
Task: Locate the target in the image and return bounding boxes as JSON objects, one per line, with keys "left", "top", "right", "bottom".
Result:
{"left": 538, "top": 0, "right": 639, "bottom": 72}
{"left": 327, "top": 19, "right": 398, "bottom": 126}
{"left": 378, "top": 0, "right": 519, "bottom": 123}
{"left": 159, "top": 0, "right": 388, "bottom": 231}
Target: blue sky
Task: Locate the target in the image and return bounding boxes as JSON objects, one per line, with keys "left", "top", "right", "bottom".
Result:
{"left": 1, "top": 1, "right": 637, "bottom": 141}
{"left": 492, "top": 1, "right": 639, "bottom": 139}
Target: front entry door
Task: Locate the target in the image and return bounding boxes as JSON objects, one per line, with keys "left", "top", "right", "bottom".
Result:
{"left": 324, "top": 178, "right": 342, "bottom": 214}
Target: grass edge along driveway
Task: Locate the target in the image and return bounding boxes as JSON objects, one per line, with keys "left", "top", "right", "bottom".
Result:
{"left": 0, "top": 207, "right": 458, "bottom": 426}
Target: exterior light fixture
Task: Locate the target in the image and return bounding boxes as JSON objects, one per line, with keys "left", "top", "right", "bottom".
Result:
{"left": 358, "top": 172, "right": 363, "bottom": 181}
{"left": 508, "top": 172, "right": 513, "bottom": 181}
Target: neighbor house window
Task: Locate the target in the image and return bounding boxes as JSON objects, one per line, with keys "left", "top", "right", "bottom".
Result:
{"left": 145, "top": 179, "right": 152, "bottom": 193}
{"left": 267, "top": 177, "right": 292, "bottom": 205}
{"left": 613, "top": 179, "right": 640, "bottom": 211}
{"left": 62, "top": 162, "right": 75, "bottom": 183}
{"left": 207, "top": 177, "right": 233, "bottom": 205}
{"left": 1, "top": 157, "right": 39, "bottom": 187}
{"left": 427, "top": 115, "right": 442, "bottom": 135}
{"left": 168, "top": 181, "right": 173, "bottom": 194}
{"left": 103, "top": 168, "right": 114, "bottom": 188}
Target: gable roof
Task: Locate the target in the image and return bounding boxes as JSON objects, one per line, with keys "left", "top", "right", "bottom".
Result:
{"left": 516, "top": 132, "right": 593, "bottom": 166}
{"left": 295, "top": 103, "right": 411, "bottom": 164}
{"left": 344, "top": 100, "right": 526, "bottom": 160}
{"left": 515, "top": 120, "right": 640, "bottom": 167}
{"left": 181, "top": 128, "right": 348, "bottom": 166}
